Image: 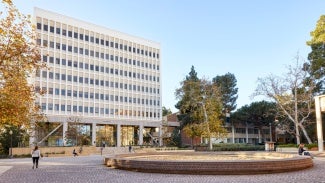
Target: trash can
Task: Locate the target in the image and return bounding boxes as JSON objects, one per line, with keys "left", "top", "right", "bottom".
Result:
{"left": 265, "top": 142, "right": 275, "bottom": 151}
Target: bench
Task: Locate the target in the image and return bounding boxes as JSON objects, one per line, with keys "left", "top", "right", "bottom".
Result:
{"left": 276, "top": 147, "right": 299, "bottom": 153}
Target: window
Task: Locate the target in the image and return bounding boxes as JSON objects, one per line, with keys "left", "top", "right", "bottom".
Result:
{"left": 50, "top": 26, "right": 54, "bottom": 33}
{"left": 62, "top": 29, "right": 66, "bottom": 36}
{"left": 55, "top": 104, "right": 59, "bottom": 111}
{"left": 62, "top": 44, "right": 66, "bottom": 51}
{"left": 37, "top": 23, "right": 41, "bottom": 30}
{"left": 61, "top": 89, "right": 65, "bottom": 96}
{"left": 61, "top": 104, "right": 65, "bottom": 111}
{"left": 43, "top": 24, "right": 48, "bottom": 31}
{"left": 56, "top": 28, "right": 60, "bottom": 34}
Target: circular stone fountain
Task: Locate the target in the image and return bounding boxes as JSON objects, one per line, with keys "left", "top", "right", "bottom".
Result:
{"left": 104, "top": 151, "right": 313, "bottom": 175}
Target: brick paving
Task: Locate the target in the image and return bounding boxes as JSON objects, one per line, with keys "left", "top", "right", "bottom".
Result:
{"left": 0, "top": 154, "right": 325, "bottom": 183}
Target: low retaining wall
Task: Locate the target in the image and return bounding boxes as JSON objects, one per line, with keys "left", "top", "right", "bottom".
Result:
{"left": 104, "top": 152, "right": 313, "bottom": 175}
{"left": 11, "top": 146, "right": 96, "bottom": 157}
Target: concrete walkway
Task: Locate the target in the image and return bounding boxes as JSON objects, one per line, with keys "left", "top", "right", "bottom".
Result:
{"left": 0, "top": 154, "right": 325, "bottom": 183}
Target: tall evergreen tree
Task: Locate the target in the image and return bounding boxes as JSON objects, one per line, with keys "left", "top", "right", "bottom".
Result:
{"left": 306, "top": 15, "right": 325, "bottom": 94}
{"left": 212, "top": 73, "right": 238, "bottom": 112}
{"left": 175, "top": 65, "right": 199, "bottom": 127}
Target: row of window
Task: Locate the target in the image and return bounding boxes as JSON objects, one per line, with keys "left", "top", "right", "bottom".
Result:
{"left": 37, "top": 87, "right": 160, "bottom": 106}
{"left": 37, "top": 40, "right": 160, "bottom": 71}
{"left": 36, "top": 22, "right": 159, "bottom": 59}
{"left": 40, "top": 103, "right": 160, "bottom": 118}
{"left": 42, "top": 55, "right": 160, "bottom": 83}
{"left": 226, "top": 127, "right": 260, "bottom": 134}
{"left": 38, "top": 71, "right": 160, "bottom": 94}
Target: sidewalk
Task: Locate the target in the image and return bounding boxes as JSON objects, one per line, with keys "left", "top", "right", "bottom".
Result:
{"left": 0, "top": 155, "right": 325, "bottom": 183}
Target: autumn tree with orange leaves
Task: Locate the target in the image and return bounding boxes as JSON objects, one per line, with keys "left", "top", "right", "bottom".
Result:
{"left": 0, "top": 0, "right": 44, "bottom": 129}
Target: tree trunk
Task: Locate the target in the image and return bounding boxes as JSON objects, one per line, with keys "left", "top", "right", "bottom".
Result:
{"left": 299, "top": 124, "right": 312, "bottom": 144}
{"left": 295, "top": 122, "right": 300, "bottom": 145}
{"left": 208, "top": 137, "right": 213, "bottom": 150}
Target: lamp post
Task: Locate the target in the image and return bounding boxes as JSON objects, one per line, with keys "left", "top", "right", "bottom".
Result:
{"left": 9, "top": 130, "right": 13, "bottom": 158}
{"left": 269, "top": 123, "right": 272, "bottom": 142}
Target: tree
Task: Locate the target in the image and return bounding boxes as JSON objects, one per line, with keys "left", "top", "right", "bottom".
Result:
{"left": 176, "top": 72, "right": 226, "bottom": 150}
{"left": 212, "top": 72, "right": 238, "bottom": 113}
{"left": 231, "top": 101, "right": 277, "bottom": 141}
{"left": 182, "top": 123, "right": 204, "bottom": 147}
{"left": 306, "top": 15, "right": 325, "bottom": 94}
{"left": 0, "top": 125, "right": 28, "bottom": 155}
{"left": 253, "top": 55, "right": 315, "bottom": 144}
{"left": 162, "top": 106, "right": 172, "bottom": 116}
{"left": 175, "top": 65, "right": 199, "bottom": 128}
{"left": 0, "top": 0, "right": 44, "bottom": 128}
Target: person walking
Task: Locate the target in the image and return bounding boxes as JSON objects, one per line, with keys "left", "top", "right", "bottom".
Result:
{"left": 31, "top": 146, "right": 41, "bottom": 169}
{"left": 72, "top": 149, "right": 78, "bottom": 157}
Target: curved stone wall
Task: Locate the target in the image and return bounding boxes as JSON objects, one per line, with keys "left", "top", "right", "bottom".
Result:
{"left": 104, "top": 152, "right": 313, "bottom": 175}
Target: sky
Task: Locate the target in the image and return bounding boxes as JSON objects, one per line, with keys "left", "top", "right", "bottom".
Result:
{"left": 7, "top": 0, "right": 325, "bottom": 112}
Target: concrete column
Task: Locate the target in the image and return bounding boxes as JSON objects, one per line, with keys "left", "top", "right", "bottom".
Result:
{"left": 92, "top": 123, "right": 96, "bottom": 146}
{"left": 139, "top": 124, "right": 144, "bottom": 145}
{"left": 117, "top": 124, "right": 121, "bottom": 147}
{"left": 62, "top": 122, "right": 68, "bottom": 146}
{"left": 159, "top": 125, "right": 163, "bottom": 146}
{"left": 315, "top": 96, "right": 324, "bottom": 152}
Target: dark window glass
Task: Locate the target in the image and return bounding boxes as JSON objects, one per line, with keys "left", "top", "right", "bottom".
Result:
{"left": 74, "top": 32, "right": 78, "bottom": 39}
{"left": 80, "top": 34, "right": 83, "bottom": 40}
{"left": 68, "top": 31, "right": 72, "bottom": 37}
{"left": 62, "top": 29, "right": 66, "bottom": 36}
{"left": 56, "top": 28, "right": 60, "bottom": 34}
{"left": 43, "top": 24, "right": 48, "bottom": 31}
{"left": 85, "top": 35, "right": 89, "bottom": 41}
{"left": 37, "top": 23, "right": 41, "bottom": 30}
{"left": 50, "top": 26, "right": 54, "bottom": 33}
{"left": 95, "top": 38, "right": 99, "bottom": 44}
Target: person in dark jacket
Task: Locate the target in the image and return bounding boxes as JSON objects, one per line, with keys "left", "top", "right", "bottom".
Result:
{"left": 298, "top": 143, "right": 313, "bottom": 158}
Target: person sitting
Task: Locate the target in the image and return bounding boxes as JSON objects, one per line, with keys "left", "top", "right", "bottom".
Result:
{"left": 298, "top": 143, "right": 313, "bottom": 158}
{"left": 72, "top": 149, "right": 78, "bottom": 157}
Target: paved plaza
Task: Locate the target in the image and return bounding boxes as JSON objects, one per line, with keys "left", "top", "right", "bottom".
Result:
{"left": 0, "top": 154, "right": 325, "bottom": 183}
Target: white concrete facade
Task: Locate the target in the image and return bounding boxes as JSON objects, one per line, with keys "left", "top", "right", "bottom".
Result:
{"left": 32, "top": 8, "right": 162, "bottom": 147}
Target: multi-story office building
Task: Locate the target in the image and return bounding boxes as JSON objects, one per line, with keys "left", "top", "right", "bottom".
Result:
{"left": 32, "top": 8, "right": 163, "bottom": 147}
